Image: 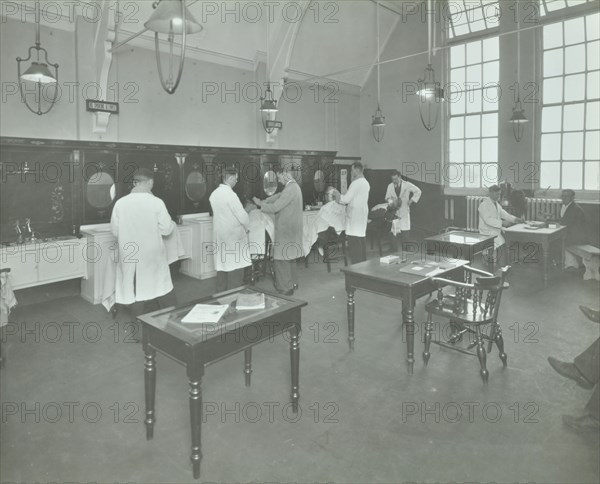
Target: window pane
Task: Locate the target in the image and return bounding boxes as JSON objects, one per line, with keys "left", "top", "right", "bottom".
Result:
{"left": 587, "top": 101, "right": 600, "bottom": 129}
{"left": 562, "top": 161, "right": 583, "bottom": 189}
{"left": 482, "top": 87, "right": 499, "bottom": 111}
{"left": 541, "top": 133, "right": 562, "bottom": 160}
{"left": 587, "top": 13, "right": 600, "bottom": 41}
{"left": 466, "top": 64, "right": 482, "bottom": 86}
{"left": 449, "top": 117, "right": 465, "bottom": 139}
{"left": 451, "top": 45, "right": 465, "bottom": 68}
{"left": 563, "top": 102, "right": 585, "bottom": 131}
{"left": 481, "top": 164, "right": 499, "bottom": 185}
{"left": 448, "top": 164, "right": 464, "bottom": 187}
{"left": 565, "top": 44, "right": 586, "bottom": 74}
{"left": 466, "top": 41, "right": 482, "bottom": 65}
{"left": 483, "top": 61, "right": 499, "bottom": 86}
{"left": 562, "top": 132, "right": 584, "bottom": 159}
{"left": 544, "top": 49, "right": 564, "bottom": 77}
{"left": 588, "top": 41, "right": 599, "bottom": 70}
{"left": 542, "top": 106, "right": 563, "bottom": 132}
{"left": 451, "top": 68, "right": 466, "bottom": 90}
{"left": 465, "top": 139, "right": 481, "bottom": 163}
{"left": 481, "top": 138, "right": 498, "bottom": 163}
{"left": 587, "top": 71, "right": 600, "bottom": 99}
{"left": 465, "top": 114, "right": 481, "bottom": 138}
{"left": 481, "top": 113, "right": 498, "bottom": 137}
{"left": 540, "top": 162, "right": 561, "bottom": 188}
{"left": 451, "top": 93, "right": 466, "bottom": 115}
{"left": 544, "top": 22, "right": 563, "bottom": 50}
{"left": 449, "top": 140, "right": 465, "bottom": 163}
{"left": 564, "top": 17, "right": 585, "bottom": 45}
{"left": 454, "top": 23, "right": 470, "bottom": 37}
{"left": 482, "top": 37, "right": 499, "bottom": 61}
{"left": 465, "top": 164, "right": 482, "bottom": 188}
{"left": 564, "top": 73, "right": 586, "bottom": 102}
{"left": 466, "top": 89, "right": 482, "bottom": 113}
{"left": 584, "top": 161, "right": 600, "bottom": 190}
{"left": 546, "top": 0, "right": 567, "bottom": 12}
{"left": 544, "top": 77, "right": 564, "bottom": 104}
{"left": 585, "top": 131, "right": 600, "bottom": 159}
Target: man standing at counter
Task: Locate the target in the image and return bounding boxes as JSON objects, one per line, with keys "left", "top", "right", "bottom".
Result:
{"left": 253, "top": 165, "right": 303, "bottom": 296}
{"left": 209, "top": 168, "right": 251, "bottom": 293}
{"left": 110, "top": 168, "right": 177, "bottom": 319}
{"left": 332, "top": 161, "right": 370, "bottom": 264}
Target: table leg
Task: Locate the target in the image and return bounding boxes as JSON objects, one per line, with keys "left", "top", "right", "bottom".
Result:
{"left": 346, "top": 288, "right": 356, "bottom": 351}
{"left": 403, "top": 302, "right": 415, "bottom": 374}
{"left": 244, "top": 347, "right": 252, "bottom": 387}
{"left": 289, "top": 324, "right": 300, "bottom": 413}
{"left": 144, "top": 347, "right": 156, "bottom": 440}
{"left": 542, "top": 241, "right": 549, "bottom": 288}
{"left": 189, "top": 377, "right": 203, "bottom": 480}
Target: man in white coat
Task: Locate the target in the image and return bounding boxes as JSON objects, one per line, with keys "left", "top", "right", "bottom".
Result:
{"left": 384, "top": 170, "right": 422, "bottom": 251}
{"left": 110, "top": 168, "right": 177, "bottom": 320}
{"left": 333, "top": 161, "right": 370, "bottom": 264}
{"left": 478, "top": 185, "right": 524, "bottom": 267}
{"left": 209, "top": 168, "right": 251, "bottom": 293}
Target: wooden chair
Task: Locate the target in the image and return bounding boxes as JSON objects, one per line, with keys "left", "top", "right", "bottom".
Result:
{"left": 249, "top": 232, "right": 275, "bottom": 285}
{"left": 321, "top": 228, "right": 348, "bottom": 273}
{"left": 423, "top": 266, "right": 511, "bottom": 384}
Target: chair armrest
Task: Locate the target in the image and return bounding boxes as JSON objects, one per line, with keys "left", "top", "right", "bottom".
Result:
{"left": 463, "top": 265, "right": 493, "bottom": 277}
{"left": 431, "top": 277, "right": 473, "bottom": 290}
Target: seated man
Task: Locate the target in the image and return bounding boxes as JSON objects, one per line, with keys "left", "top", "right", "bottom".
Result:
{"left": 478, "top": 185, "right": 524, "bottom": 268}
{"left": 560, "top": 189, "right": 588, "bottom": 269}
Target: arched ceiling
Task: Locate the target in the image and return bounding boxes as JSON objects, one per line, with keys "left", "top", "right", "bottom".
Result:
{"left": 3, "top": 0, "right": 414, "bottom": 88}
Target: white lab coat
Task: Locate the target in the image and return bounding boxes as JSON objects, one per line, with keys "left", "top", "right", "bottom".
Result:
{"left": 339, "top": 177, "right": 370, "bottom": 237}
{"left": 209, "top": 184, "right": 251, "bottom": 272}
{"left": 110, "top": 192, "right": 176, "bottom": 304}
{"left": 478, "top": 197, "right": 518, "bottom": 248}
{"left": 384, "top": 181, "right": 422, "bottom": 235}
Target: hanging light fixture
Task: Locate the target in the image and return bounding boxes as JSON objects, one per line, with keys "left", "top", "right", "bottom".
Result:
{"left": 509, "top": 8, "right": 528, "bottom": 142}
{"left": 371, "top": 1, "right": 385, "bottom": 142}
{"left": 260, "top": 20, "right": 280, "bottom": 134}
{"left": 144, "top": 0, "right": 203, "bottom": 95}
{"left": 417, "top": 0, "right": 444, "bottom": 131}
{"left": 16, "top": 0, "right": 59, "bottom": 115}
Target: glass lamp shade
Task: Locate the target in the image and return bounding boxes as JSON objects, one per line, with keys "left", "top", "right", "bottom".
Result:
{"left": 260, "top": 98, "right": 278, "bottom": 113}
{"left": 417, "top": 64, "right": 444, "bottom": 101}
{"left": 509, "top": 109, "right": 528, "bottom": 124}
{"left": 371, "top": 106, "right": 385, "bottom": 142}
{"left": 510, "top": 102, "right": 528, "bottom": 142}
{"left": 144, "top": 0, "right": 203, "bottom": 35}
{"left": 20, "top": 61, "right": 56, "bottom": 84}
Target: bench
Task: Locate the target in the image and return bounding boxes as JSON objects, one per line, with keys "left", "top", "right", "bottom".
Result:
{"left": 566, "top": 245, "right": 600, "bottom": 281}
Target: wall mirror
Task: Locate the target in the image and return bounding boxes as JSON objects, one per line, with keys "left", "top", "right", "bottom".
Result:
{"left": 86, "top": 172, "right": 115, "bottom": 209}
{"left": 185, "top": 171, "right": 207, "bottom": 203}
{"left": 263, "top": 170, "right": 278, "bottom": 196}
{"left": 314, "top": 169, "right": 326, "bottom": 193}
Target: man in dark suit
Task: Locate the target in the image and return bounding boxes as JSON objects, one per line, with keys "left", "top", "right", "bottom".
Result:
{"left": 560, "top": 189, "right": 586, "bottom": 246}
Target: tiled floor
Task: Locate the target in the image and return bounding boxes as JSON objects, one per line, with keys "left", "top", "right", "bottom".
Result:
{"left": 1, "top": 249, "right": 599, "bottom": 483}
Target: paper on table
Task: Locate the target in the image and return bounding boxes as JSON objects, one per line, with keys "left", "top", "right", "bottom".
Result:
{"left": 181, "top": 304, "right": 230, "bottom": 324}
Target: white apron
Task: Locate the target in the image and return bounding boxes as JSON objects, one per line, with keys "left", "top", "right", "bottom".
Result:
{"left": 384, "top": 181, "right": 422, "bottom": 235}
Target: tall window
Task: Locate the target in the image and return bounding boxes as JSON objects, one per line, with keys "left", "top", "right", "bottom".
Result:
{"left": 540, "top": 10, "right": 600, "bottom": 190}
{"left": 448, "top": 36, "right": 500, "bottom": 188}
{"left": 540, "top": 0, "right": 597, "bottom": 16}
{"left": 447, "top": 0, "right": 501, "bottom": 39}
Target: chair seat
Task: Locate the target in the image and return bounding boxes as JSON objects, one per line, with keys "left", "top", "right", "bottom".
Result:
{"left": 425, "top": 298, "right": 495, "bottom": 325}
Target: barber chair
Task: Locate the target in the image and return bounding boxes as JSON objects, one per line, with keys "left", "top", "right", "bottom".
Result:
{"left": 320, "top": 227, "right": 348, "bottom": 273}
{"left": 423, "top": 265, "right": 511, "bottom": 384}
{"left": 249, "top": 232, "right": 275, "bottom": 285}
{"left": 367, "top": 207, "right": 397, "bottom": 256}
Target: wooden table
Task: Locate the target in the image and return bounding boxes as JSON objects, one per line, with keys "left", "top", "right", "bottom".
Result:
{"left": 503, "top": 223, "right": 567, "bottom": 287}
{"left": 340, "top": 256, "right": 468, "bottom": 374}
{"left": 137, "top": 287, "right": 307, "bottom": 480}
{"left": 425, "top": 231, "right": 496, "bottom": 271}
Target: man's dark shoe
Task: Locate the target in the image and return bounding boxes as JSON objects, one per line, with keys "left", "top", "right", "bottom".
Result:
{"left": 579, "top": 305, "right": 600, "bottom": 324}
{"left": 562, "top": 414, "right": 600, "bottom": 432}
{"left": 548, "top": 357, "right": 594, "bottom": 389}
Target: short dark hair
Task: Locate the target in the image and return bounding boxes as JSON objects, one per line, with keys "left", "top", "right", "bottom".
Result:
{"left": 352, "top": 161, "right": 364, "bottom": 172}
{"left": 133, "top": 168, "right": 154, "bottom": 182}
{"left": 562, "top": 189, "right": 575, "bottom": 198}
{"left": 391, "top": 170, "right": 401, "bottom": 177}
{"left": 488, "top": 185, "right": 501, "bottom": 193}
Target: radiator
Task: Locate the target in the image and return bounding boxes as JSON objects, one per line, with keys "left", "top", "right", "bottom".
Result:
{"left": 526, "top": 197, "right": 562, "bottom": 221}
{"left": 466, "top": 196, "right": 487, "bottom": 231}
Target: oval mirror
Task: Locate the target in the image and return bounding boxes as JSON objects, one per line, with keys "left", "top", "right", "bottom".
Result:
{"left": 185, "top": 171, "right": 207, "bottom": 202}
{"left": 314, "top": 169, "right": 326, "bottom": 193}
{"left": 263, "top": 170, "right": 278, "bottom": 196}
{"left": 86, "top": 172, "right": 115, "bottom": 209}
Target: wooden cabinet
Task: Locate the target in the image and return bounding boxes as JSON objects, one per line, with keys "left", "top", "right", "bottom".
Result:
{"left": 180, "top": 217, "right": 216, "bottom": 280}
{"left": 0, "top": 238, "right": 88, "bottom": 290}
